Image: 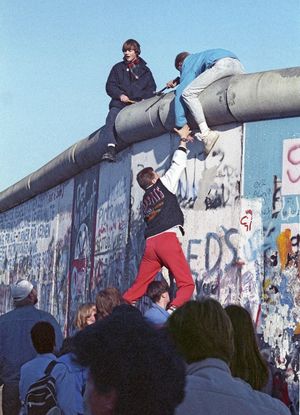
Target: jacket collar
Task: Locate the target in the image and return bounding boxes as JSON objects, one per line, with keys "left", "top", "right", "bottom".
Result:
{"left": 187, "top": 358, "right": 231, "bottom": 376}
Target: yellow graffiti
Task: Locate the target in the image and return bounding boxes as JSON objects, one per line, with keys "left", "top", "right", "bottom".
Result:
{"left": 276, "top": 228, "right": 292, "bottom": 270}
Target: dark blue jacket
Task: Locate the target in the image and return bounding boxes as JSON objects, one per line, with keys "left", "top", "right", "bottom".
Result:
{"left": 106, "top": 57, "right": 156, "bottom": 109}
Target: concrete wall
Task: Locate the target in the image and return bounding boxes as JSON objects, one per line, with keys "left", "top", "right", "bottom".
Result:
{"left": 0, "top": 118, "right": 299, "bottom": 408}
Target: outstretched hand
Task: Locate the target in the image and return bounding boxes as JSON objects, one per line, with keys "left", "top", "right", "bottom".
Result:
{"left": 174, "top": 125, "right": 193, "bottom": 142}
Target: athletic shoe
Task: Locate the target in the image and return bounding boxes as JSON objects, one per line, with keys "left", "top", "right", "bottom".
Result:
{"left": 201, "top": 129, "right": 219, "bottom": 156}
{"left": 101, "top": 145, "right": 116, "bottom": 162}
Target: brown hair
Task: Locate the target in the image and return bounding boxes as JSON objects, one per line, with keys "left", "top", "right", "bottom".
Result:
{"left": 167, "top": 298, "right": 234, "bottom": 364}
{"left": 175, "top": 52, "right": 189, "bottom": 70}
{"left": 122, "top": 39, "right": 141, "bottom": 55}
{"left": 96, "top": 287, "right": 125, "bottom": 320}
{"left": 74, "top": 303, "right": 96, "bottom": 330}
{"left": 146, "top": 280, "right": 169, "bottom": 303}
{"left": 225, "top": 305, "right": 269, "bottom": 391}
{"left": 136, "top": 167, "right": 156, "bottom": 190}
{"left": 31, "top": 321, "right": 55, "bottom": 353}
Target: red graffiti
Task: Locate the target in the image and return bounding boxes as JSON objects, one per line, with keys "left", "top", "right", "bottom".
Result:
{"left": 240, "top": 209, "right": 253, "bottom": 231}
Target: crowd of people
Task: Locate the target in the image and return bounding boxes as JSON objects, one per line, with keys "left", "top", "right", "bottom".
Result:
{"left": 0, "top": 278, "right": 297, "bottom": 415}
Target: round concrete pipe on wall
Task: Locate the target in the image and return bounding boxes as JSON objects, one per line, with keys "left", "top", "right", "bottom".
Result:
{"left": 197, "top": 76, "right": 238, "bottom": 127}
{"left": 114, "top": 67, "right": 300, "bottom": 141}
{"left": 115, "top": 95, "right": 168, "bottom": 143}
{"left": 227, "top": 67, "right": 300, "bottom": 122}
{"left": 0, "top": 128, "right": 106, "bottom": 212}
{"left": 0, "top": 178, "right": 33, "bottom": 212}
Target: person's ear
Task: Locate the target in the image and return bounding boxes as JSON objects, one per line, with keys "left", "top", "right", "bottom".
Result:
{"left": 28, "top": 290, "right": 36, "bottom": 303}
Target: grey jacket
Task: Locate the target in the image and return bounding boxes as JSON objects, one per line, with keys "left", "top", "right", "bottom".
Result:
{"left": 175, "top": 358, "right": 290, "bottom": 415}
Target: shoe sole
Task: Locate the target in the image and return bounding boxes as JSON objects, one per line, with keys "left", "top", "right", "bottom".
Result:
{"left": 101, "top": 155, "right": 116, "bottom": 162}
{"left": 205, "top": 134, "right": 219, "bottom": 157}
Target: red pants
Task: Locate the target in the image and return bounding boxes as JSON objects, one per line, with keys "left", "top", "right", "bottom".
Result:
{"left": 123, "top": 232, "right": 195, "bottom": 308}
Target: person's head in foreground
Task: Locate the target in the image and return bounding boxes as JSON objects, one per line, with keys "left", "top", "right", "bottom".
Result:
{"left": 167, "top": 298, "right": 234, "bottom": 364}
{"left": 167, "top": 299, "right": 290, "bottom": 415}
{"left": 73, "top": 304, "right": 185, "bottom": 415}
{"left": 225, "top": 304, "right": 269, "bottom": 390}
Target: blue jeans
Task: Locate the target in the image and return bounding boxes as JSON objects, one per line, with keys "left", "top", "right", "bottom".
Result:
{"left": 182, "top": 57, "right": 245, "bottom": 127}
{"left": 103, "top": 107, "right": 121, "bottom": 146}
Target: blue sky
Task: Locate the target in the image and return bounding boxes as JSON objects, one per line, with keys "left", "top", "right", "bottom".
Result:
{"left": 1, "top": 0, "right": 300, "bottom": 191}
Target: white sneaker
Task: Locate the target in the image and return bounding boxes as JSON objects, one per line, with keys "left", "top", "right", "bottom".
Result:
{"left": 201, "top": 129, "right": 220, "bottom": 156}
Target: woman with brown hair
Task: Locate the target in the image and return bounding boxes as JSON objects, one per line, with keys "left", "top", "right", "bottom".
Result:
{"left": 96, "top": 287, "right": 125, "bottom": 320}
{"left": 225, "top": 304, "right": 269, "bottom": 391}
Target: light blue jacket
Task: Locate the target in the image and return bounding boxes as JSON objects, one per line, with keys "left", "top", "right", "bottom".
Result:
{"left": 144, "top": 303, "right": 169, "bottom": 326}
{"left": 19, "top": 353, "right": 80, "bottom": 415}
{"left": 58, "top": 352, "right": 88, "bottom": 414}
{"left": 175, "top": 358, "right": 290, "bottom": 415}
{"left": 175, "top": 48, "right": 239, "bottom": 127}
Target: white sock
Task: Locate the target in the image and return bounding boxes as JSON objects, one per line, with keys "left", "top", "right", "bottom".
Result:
{"left": 199, "top": 122, "right": 209, "bottom": 134}
{"left": 108, "top": 143, "right": 116, "bottom": 147}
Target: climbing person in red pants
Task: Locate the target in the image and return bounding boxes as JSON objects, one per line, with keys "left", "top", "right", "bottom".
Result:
{"left": 123, "top": 125, "right": 195, "bottom": 313}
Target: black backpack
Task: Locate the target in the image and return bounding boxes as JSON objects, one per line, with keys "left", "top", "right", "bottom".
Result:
{"left": 24, "top": 360, "right": 62, "bottom": 415}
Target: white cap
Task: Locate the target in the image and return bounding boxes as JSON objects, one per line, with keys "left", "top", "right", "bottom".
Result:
{"left": 11, "top": 280, "right": 33, "bottom": 301}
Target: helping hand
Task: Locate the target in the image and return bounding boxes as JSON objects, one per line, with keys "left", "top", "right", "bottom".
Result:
{"left": 174, "top": 125, "right": 193, "bottom": 142}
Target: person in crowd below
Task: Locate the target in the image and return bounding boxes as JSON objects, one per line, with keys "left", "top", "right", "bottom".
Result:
{"left": 101, "top": 38, "right": 156, "bottom": 162}
{"left": 224, "top": 304, "right": 269, "bottom": 391}
{"left": 168, "top": 49, "right": 245, "bottom": 156}
{"left": 0, "top": 279, "right": 63, "bottom": 415}
{"left": 225, "top": 305, "right": 296, "bottom": 411}
{"left": 57, "top": 303, "right": 97, "bottom": 415}
{"left": 167, "top": 298, "right": 290, "bottom": 415}
{"left": 73, "top": 304, "right": 185, "bottom": 415}
{"left": 58, "top": 336, "right": 88, "bottom": 415}
{"left": 144, "top": 279, "right": 170, "bottom": 327}
{"left": 59, "top": 290, "right": 125, "bottom": 414}
{"left": 95, "top": 286, "right": 125, "bottom": 320}
{"left": 74, "top": 302, "right": 97, "bottom": 331}
{"left": 123, "top": 125, "right": 195, "bottom": 313}
{"left": 19, "top": 321, "right": 78, "bottom": 414}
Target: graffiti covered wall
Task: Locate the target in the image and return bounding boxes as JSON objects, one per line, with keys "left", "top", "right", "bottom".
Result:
{"left": 0, "top": 117, "right": 299, "bottom": 408}
{"left": 0, "top": 181, "right": 73, "bottom": 332}
{"left": 243, "top": 118, "right": 300, "bottom": 408}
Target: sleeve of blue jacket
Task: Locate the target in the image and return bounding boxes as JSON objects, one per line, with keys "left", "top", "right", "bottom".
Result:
{"left": 174, "top": 56, "right": 200, "bottom": 127}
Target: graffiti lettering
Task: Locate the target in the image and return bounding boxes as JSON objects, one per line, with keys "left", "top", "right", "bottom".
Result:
{"left": 73, "top": 180, "right": 97, "bottom": 231}
{"left": 187, "top": 239, "right": 202, "bottom": 280}
{"left": 272, "top": 175, "right": 282, "bottom": 218}
{"left": 240, "top": 209, "right": 253, "bottom": 231}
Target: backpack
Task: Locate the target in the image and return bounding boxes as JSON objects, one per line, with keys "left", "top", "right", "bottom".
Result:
{"left": 24, "top": 360, "right": 62, "bottom": 415}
